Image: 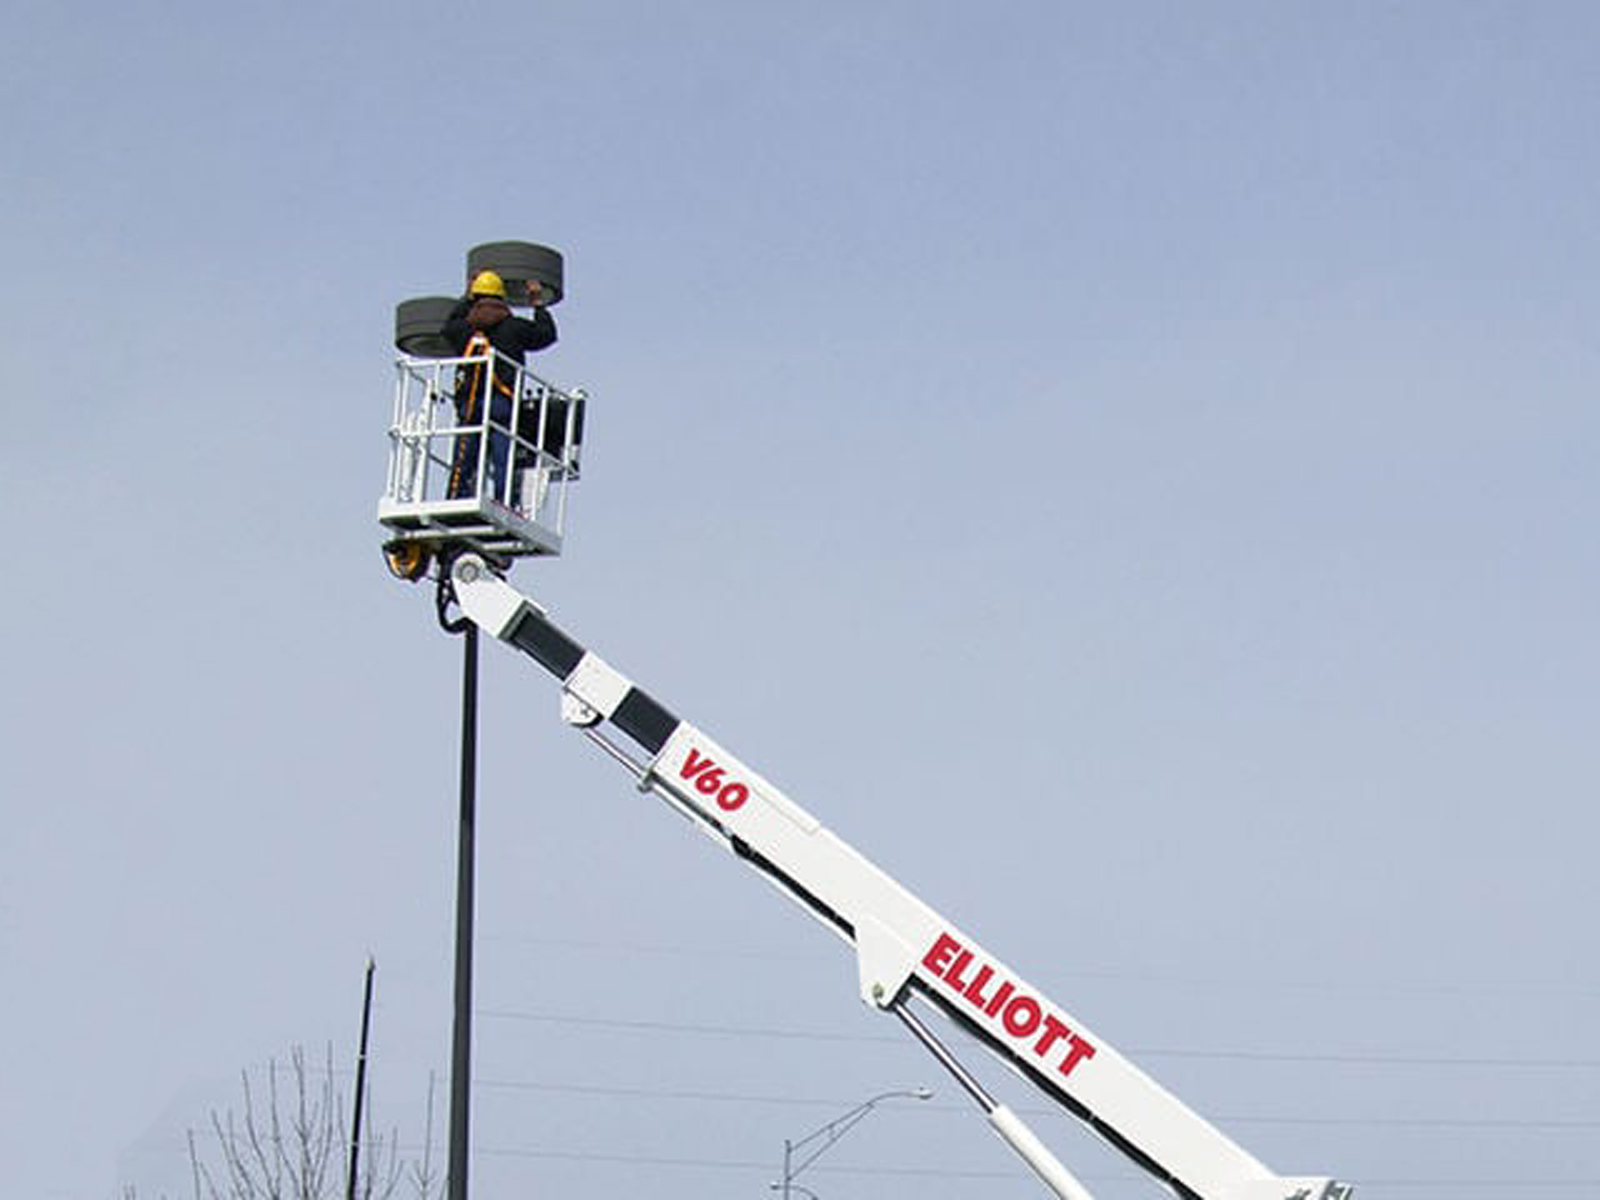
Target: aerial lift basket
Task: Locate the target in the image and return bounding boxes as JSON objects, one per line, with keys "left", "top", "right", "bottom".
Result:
{"left": 378, "top": 342, "right": 586, "bottom": 566}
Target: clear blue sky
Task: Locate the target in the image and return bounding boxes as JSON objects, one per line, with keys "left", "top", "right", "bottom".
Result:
{"left": 2, "top": 4, "right": 1595, "bottom": 1199}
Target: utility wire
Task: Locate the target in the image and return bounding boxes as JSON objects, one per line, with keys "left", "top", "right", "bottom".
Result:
{"left": 405, "top": 1143, "right": 1600, "bottom": 1188}
{"left": 251, "top": 1059, "right": 1594, "bottom": 1131}
{"left": 477, "top": 934, "right": 1600, "bottom": 1000}
{"left": 475, "top": 1007, "right": 1600, "bottom": 1069}
{"left": 160, "top": 1132, "right": 1600, "bottom": 1191}
{"left": 469, "top": 1075, "right": 1598, "bottom": 1130}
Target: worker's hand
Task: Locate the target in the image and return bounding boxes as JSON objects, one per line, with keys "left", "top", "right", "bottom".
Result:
{"left": 527, "top": 280, "right": 545, "bottom": 306}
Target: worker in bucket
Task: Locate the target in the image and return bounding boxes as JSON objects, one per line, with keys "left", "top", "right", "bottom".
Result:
{"left": 443, "top": 270, "right": 558, "bottom": 502}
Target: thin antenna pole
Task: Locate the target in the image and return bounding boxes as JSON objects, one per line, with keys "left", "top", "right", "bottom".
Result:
{"left": 447, "top": 625, "right": 479, "bottom": 1200}
{"left": 346, "top": 957, "right": 377, "bottom": 1200}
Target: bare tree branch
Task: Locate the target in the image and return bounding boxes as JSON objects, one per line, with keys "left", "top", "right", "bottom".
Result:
{"left": 164, "top": 1045, "right": 437, "bottom": 1200}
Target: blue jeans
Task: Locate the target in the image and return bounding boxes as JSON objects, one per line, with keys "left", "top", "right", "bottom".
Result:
{"left": 449, "top": 392, "right": 515, "bottom": 503}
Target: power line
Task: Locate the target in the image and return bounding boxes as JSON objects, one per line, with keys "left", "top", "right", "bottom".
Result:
{"left": 478, "top": 934, "right": 1600, "bottom": 1001}
{"left": 250, "top": 1060, "right": 1595, "bottom": 1132}
{"left": 478, "top": 1007, "right": 876, "bottom": 1042}
{"left": 136, "top": 1135, "right": 1600, "bottom": 1189}
{"left": 471, "top": 1146, "right": 1025, "bottom": 1177}
{"left": 470, "top": 1075, "right": 1598, "bottom": 1130}
{"left": 427, "top": 1144, "right": 1600, "bottom": 1188}
{"left": 476, "top": 1007, "right": 1600, "bottom": 1069}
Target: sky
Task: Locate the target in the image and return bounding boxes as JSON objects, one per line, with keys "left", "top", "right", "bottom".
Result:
{"left": 2, "top": 3, "right": 1596, "bottom": 1199}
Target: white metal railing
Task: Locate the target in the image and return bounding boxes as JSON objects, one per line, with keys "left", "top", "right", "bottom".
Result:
{"left": 381, "top": 348, "right": 585, "bottom": 557}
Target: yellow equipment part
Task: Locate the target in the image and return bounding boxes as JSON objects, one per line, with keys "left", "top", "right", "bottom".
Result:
{"left": 383, "top": 541, "right": 431, "bottom": 581}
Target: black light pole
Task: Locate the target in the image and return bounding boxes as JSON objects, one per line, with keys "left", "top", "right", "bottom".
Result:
{"left": 396, "top": 238, "right": 564, "bottom": 1200}
{"left": 447, "top": 624, "right": 480, "bottom": 1200}
{"left": 347, "top": 958, "right": 377, "bottom": 1200}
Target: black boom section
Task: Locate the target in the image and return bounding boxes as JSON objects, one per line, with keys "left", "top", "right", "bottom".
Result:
{"left": 610, "top": 688, "right": 678, "bottom": 754}
{"left": 503, "top": 606, "right": 679, "bottom": 755}
{"left": 507, "top": 608, "right": 585, "bottom": 678}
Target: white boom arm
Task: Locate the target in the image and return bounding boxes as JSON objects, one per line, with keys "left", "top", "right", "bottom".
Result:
{"left": 450, "top": 555, "right": 1353, "bottom": 1200}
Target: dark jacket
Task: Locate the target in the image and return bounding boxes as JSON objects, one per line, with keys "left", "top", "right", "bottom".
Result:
{"left": 444, "top": 294, "right": 564, "bottom": 453}
{"left": 442, "top": 295, "right": 557, "bottom": 364}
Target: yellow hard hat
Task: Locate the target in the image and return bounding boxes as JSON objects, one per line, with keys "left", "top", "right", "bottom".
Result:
{"left": 469, "top": 270, "right": 507, "bottom": 298}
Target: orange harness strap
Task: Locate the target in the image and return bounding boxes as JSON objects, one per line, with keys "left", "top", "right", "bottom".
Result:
{"left": 449, "top": 331, "right": 518, "bottom": 499}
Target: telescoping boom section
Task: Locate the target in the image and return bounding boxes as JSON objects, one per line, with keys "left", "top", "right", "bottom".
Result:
{"left": 449, "top": 555, "right": 1353, "bottom": 1200}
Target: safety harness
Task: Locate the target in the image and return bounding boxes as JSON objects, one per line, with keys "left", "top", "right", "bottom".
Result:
{"left": 448, "top": 330, "right": 518, "bottom": 499}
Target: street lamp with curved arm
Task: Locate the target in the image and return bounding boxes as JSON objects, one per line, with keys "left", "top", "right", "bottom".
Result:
{"left": 774, "top": 1087, "right": 934, "bottom": 1200}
